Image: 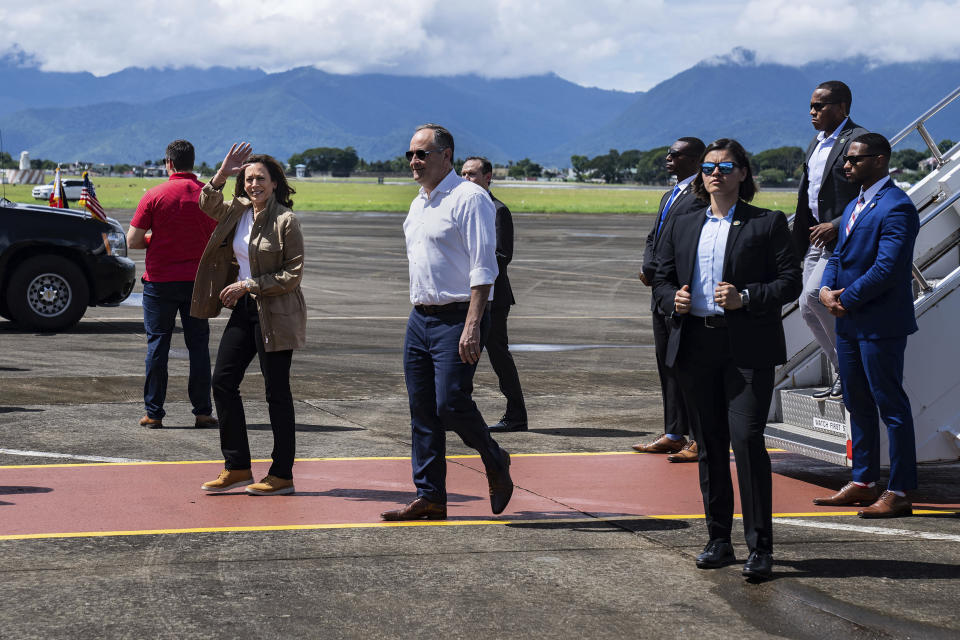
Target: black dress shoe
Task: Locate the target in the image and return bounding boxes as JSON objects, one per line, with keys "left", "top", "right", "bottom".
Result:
{"left": 742, "top": 550, "right": 773, "bottom": 580}
{"left": 380, "top": 497, "right": 447, "bottom": 521}
{"left": 695, "top": 540, "right": 736, "bottom": 569}
{"left": 487, "top": 451, "right": 513, "bottom": 515}
{"left": 812, "top": 375, "right": 842, "bottom": 400}
{"left": 489, "top": 416, "right": 528, "bottom": 432}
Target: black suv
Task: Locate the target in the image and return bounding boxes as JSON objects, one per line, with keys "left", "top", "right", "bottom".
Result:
{"left": 0, "top": 197, "right": 136, "bottom": 330}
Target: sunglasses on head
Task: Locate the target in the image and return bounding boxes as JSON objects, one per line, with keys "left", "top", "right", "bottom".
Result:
{"left": 843, "top": 154, "right": 882, "bottom": 165}
{"left": 810, "top": 101, "right": 840, "bottom": 111}
{"left": 700, "top": 162, "right": 738, "bottom": 175}
{"left": 405, "top": 147, "right": 446, "bottom": 161}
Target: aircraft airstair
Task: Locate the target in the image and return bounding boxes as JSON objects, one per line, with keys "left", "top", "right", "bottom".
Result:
{"left": 766, "top": 86, "right": 960, "bottom": 466}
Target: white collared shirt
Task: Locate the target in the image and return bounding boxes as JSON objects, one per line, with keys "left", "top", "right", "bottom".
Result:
{"left": 807, "top": 117, "right": 849, "bottom": 222}
{"left": 404, "top": 170, "right": 499, "bottom": 305}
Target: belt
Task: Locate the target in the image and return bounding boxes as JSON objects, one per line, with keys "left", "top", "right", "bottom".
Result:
{"left": 695, "top": 315, "right": 727, "bottom": 328}
{"left": 415, "top": 301, "right": 471, "bottom": 315}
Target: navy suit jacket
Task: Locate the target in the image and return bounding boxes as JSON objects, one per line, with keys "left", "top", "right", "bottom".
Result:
{"left": 821, "top": 180, "right": 919, "bottom": 340}
{"left": 652, "top": 202, "right": 802, "bottom": 369}
{"left": 490, "top": 193, "right": 515, "bottom": 307}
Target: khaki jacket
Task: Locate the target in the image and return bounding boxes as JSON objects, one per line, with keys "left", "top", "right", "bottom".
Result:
{"left": 190, "top": 183, "right": 307, "bottom": 352}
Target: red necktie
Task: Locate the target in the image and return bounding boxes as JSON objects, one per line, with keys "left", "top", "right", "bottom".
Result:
{"left": 846, "top": 195, "right": 866, "bottom": 235}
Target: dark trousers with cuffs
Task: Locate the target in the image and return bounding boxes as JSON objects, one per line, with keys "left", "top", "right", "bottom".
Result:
{"left": 141, "top": 279, "right": 212, "bottom": 420}
{"left": 403, "top": 306, "right": 508, "bottom": 504}
{"left": 652, "top": 309, "right": 688, "bottom": 437}
{"left": 836, "top": 334, "right": 917, "bottom": 491}
{"left": 676, "top": 321, "right": 774, "bottom": 553}
{"left": 212, "top": 294, "right": 295, "bottom": 479}
{"left": 486, "top": 305, "right": 526, "bottom": 420}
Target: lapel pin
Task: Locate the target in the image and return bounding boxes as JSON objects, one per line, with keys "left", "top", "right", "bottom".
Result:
{"left": 839, "top": 137, "right": 846, "bottom": 143}
{"left": 733, "top": 220, "right": 741, "bottom": 226}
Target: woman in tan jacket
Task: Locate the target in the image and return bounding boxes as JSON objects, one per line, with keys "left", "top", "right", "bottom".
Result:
{"left": 194, "top": 142, "right": 307, "bottom": 496}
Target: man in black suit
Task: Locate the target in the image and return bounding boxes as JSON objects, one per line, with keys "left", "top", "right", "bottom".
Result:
{"left": 653, "top": 139, "right": 802, "bottom": 580}
{"left": 633, "top": 137, "right": 706, "bottom": 461}
{"left": 793, "top": 81, "right": 868, "bottom": 400}
{"left": 461, "top": 156, "right": 527, "bottom": 432}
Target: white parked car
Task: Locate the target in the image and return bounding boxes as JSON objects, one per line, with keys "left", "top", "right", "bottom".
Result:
{"left": 32, "top": 179, "right": 87, "bottom": 201}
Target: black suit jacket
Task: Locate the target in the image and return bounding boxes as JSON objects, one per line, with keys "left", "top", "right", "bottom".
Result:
{"left": 490, "top": 193, "right": 515, "bottom": 307}
{"left": 652, "top": 202, "right": 802, "bottom": 369}
{"left": 641, "top": 183, "right": 706, "bottom": 312}
{"left": 792, "top": 119, "right": 869, "bottom": 260}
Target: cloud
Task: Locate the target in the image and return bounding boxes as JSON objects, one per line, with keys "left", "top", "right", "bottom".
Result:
{"left": 0, "top": 0, "right": 957, "bottom": 91}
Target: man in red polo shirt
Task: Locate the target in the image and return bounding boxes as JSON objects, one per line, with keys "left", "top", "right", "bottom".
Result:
{"left": 127, "top": 140, "right": 219, "bottom": 429}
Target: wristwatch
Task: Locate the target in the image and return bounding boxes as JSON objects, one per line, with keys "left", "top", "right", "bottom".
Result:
{"left": 740, "top": 288, "right": 750, "bottom": 308}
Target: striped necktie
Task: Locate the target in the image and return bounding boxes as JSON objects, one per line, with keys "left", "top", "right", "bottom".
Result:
{"left": 657, "top": 184, "right": 682, "bottom": 235}
{"left": 846, "top": 195, "right": 866, "bottom": 235}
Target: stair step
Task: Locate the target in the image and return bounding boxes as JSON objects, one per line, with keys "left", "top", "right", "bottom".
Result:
{"left": 780, "top": 388, "right": 847, "bottom": 437}
{"left": 765, "top": 422, "right": 849, "bottom": 466}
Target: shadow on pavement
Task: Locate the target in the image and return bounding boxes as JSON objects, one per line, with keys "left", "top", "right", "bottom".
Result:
{"left": 507, "top": 515, "right": 690, "bottom": 532}
{"left": 0, "top": 321, "right": 144, "bottom": 335}
{"left": 293, "top": 488, "right": 483, "bottom": 503}
{"left": 0, "top": 407, "right": 43, "bottom": 414}
{"left": 0, "top": 485, "right": 53, "bottom": 506}
{"left": 778, "top": 557, "right": 960, "bottom": 579}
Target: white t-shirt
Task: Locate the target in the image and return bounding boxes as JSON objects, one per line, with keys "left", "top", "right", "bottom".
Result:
{"left": 233, "top": 207, "right": 254, "bottom": 281}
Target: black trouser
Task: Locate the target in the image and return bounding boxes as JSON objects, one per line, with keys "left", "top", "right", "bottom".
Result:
{"left": 652, "top": 309, "right": 688, "bottom": 437}
{"left": 212, "top": 294, "right": 295, "bottom": 479}
{"left": 486, "top": 305, "right": 526, "bottom": 420}
{"left": 676, "top": 321, "right": 774, "bottom": 554}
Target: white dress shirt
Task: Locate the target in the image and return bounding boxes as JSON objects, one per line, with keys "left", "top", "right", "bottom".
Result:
{"left": 404, "top": 170, "right": 499, "bottom": 305}
{"left": 807, "top": 117, "right": 849, "bottom": 222}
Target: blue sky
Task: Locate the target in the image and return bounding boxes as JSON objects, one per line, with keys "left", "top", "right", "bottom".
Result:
{"left": 2, "top": 0, "right": 959, "bottom": 91}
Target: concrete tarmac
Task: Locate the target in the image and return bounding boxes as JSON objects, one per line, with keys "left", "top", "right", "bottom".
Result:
{"left": 1, "top": 209, "right": 958, "bottom": 639}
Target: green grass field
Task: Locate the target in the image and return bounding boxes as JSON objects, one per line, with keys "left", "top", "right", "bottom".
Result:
{"left": 2, "top": 176, "right": 797, "bottom": 214}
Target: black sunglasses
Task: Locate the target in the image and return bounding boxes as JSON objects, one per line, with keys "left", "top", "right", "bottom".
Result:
{"left": 700, "top": 162, "right": 738, "bottom": 175}
{"left": 666, "top": 149, "right": 690, "bottom": 158}
{"left": 405, "top": 147, "right": 446, "bottom": 161}
{"left": 810, "top": 101, "right": 840, "bottom": 111}
{"left": 843, "top": 154, "right": 882, "bottom": 165}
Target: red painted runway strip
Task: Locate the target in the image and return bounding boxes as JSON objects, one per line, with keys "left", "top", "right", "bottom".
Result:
{"left": 1, "top": 453, "right": 955, "bottom": 539}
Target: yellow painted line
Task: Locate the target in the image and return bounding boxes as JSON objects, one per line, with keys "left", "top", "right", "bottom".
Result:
{"left": 3, "top": 510, "right": 953, "bottom": 542}
{"left": 0, "top": 449, "right": 787, "bottom": 469}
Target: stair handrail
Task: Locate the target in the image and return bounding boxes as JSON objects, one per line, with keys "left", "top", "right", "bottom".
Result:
{"left": 890, "top": 85, "right": 960, "bottom": 167}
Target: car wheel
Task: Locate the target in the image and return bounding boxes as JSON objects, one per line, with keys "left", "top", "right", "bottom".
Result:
{"left": 6, "top": 255, "right": 90, "bottom": 331}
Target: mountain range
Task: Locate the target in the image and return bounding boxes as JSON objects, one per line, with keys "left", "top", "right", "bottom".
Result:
{"left": 1, "top": 49, "right": 958, "bottom": 167}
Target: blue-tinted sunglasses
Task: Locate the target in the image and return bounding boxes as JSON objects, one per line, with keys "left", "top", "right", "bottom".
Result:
{"left": 701, "top": 162, "right": 738, "bottom": 175}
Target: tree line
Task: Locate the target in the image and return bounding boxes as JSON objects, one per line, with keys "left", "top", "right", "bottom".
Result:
{"left": 6, "top": 139, "right": 953, "bottom": 184}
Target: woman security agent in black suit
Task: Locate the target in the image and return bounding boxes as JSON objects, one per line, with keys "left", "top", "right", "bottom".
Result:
{"left": 652, "top": 139, "right": 801, "bottom": 580}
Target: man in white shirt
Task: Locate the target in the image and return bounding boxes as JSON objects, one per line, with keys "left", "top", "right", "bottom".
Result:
{"left": 381, "top": 124, "right": 514, "bottom": 521}
{"left": 792, "top": 81, "right": 868, "bottom": 400}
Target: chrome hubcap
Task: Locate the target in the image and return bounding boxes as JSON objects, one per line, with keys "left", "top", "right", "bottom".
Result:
{"left": 26, "top": 273, "right": 72, "bottom": 317}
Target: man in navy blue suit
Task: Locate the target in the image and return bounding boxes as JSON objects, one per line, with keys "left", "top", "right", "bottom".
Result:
{"left": 815, "top": 133, "right": 920, "bottom": 518}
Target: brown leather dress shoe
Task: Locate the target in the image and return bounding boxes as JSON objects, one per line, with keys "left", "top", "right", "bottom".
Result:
{"left": 632, "top": 434, "right": 686, "bottom": 454}
{"left": 139, "top": 415, "right": 162, "bottom": 429}
{"left": 195, "top": 415, "right": 219, "bottom": 428}
{"left": 858, "top": 490, "right": 913, "bottom": 519}
{"left": 667, "top": 440, "right": 698, "bottom": 462}
{"left": 812, "top": 482, "right": 879, "bottom": 506}
{"left": 380, "top": 497, "right": 447, "bottom": 521}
